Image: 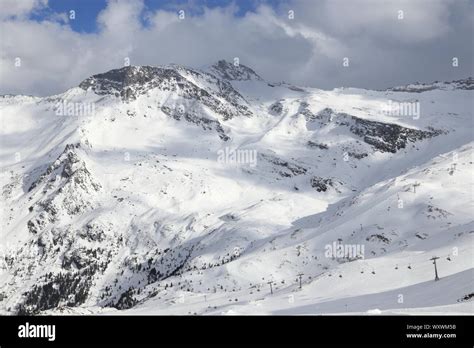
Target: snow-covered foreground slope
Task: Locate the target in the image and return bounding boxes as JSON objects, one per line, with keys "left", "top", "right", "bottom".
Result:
{"left": 0, "top": 60, "right": 472, "bottom": 315}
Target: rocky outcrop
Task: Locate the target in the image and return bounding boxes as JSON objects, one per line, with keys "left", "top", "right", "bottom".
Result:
{"left": 387, "top": 77, "right": 474, "bottom": 92}
{"left": 310, "top": 176, "right": 342, "bottom": 193}
{"left": 27, "top": 144, "right": 101, "bottom": 234}
{"left": 210, "top": 60, "right": 262, "bottom": 81}
{"left": 160, "top": 105, "right": 230, "bottom": 141}
{"left": 347, "top": 115, "right": 441, "bottom": 153}
{"left": 79, "top": 65, "right": 253, "bottom": 120}
{"left": 260, "top": 153, "right": 307, "bottom": 177}
{"left": 269, "top": 100, "right": 284, "bottom": 115}
{"left": 307, "top": 107, "right": 441, "bottom": 153}
{"left": 307, "top": 141, "right": 329, "bottom": 150}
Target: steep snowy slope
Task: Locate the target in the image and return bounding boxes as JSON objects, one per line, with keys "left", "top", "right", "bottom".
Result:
{"left": 0, "top": 61, "right": 472, "bottom": 315}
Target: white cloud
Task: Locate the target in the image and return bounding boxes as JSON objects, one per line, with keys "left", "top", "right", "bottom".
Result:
{"left": 0, "top": 0, "right": 471, "bottom": 96}
{"left": 97, "top": 0, "right": 143, "bottom": 33}
{"left": 0, "top": 0, "right": 48, "bottom": 20}
{"left": 291, "top": 0, "right": 454, "bottom": 43}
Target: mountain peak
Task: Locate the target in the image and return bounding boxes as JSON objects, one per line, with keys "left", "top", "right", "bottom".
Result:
{"left": 77, "top": 60, "right": 263, "bottom": 100}
{"left": 210, "top": 59, "right": 262, "bottom": 81}
{"left": 78, "top": 65, "right": 187, "bottom": 100}
{"left": 79, "top": 66, "right": 175, "bottom": 90}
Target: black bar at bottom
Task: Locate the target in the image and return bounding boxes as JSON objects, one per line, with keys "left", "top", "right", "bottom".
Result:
{"left": 0, "top": 315, "right": 472, "bottom": 346}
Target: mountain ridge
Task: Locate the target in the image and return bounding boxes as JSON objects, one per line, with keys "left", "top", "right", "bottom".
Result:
{"left": 0, "top": 60, "right": 472, "bottom": 315}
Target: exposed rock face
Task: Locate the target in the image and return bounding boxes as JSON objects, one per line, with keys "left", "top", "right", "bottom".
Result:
{"left": 347, "top": 115, "right": 441, "bottom": 153}
{"left": 387, "top": 77, "right": 474, "bottom": 92}
{"left": 310, "top": 176, "right": 342, "bottom": 193}
{"left": 347, "top": 151, "right": 368, "bottom": 159}
{"left": 304, "top": 107, "right": 334, "bottom": 127}
{"left": 160, "top": 105, "right": 229, "bottom": 141}
{"left": 78, "top": 64, "right": 256, "bottom": 140}
{"left": 3, "top": 144, "right": 111, "bottom": 314}
{"left": 27, "top": 144, "right": 101, "bottom": 231}
{"left": 24, "top": 142, "right": 102, "bottom": 284}
{"left": 79, "top": 66, "right": 252, "bottom": 115}
{"left": 210, "top": 60, "right": 262, "bottom": 81}
{"left": 299, "top": 102, "right": 317, "bottom": 121}
{"left": 306, "top": 107, "right": 442, "bottom": 153}
{"left": 269, "top": 100, "right": 284, "bottom": 115}
{"left": 16, "top": 243, "right": 114, "bottom": 315}
{"left": 453, "top": 77, "right": 474, "bottom": 90}
{"left": 79, "top": 65, "right": 253, "bottom": 121}
{"left": 260, "top": 153, "right": 307, "bottom": 178}
{"left": 307, "top": 141, "right": 329, "bottom": 150}
{"left": 29, "top": 144, "right": 100, "bottom": 194}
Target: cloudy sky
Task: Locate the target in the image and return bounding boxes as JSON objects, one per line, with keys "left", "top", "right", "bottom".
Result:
{"left": 0, "top": 0, "right": 472, "bottom": 96}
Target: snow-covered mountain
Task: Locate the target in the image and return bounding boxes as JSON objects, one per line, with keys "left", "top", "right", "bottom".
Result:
{"left": 0, "top": 60, "right": 472, "bottom": 315}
